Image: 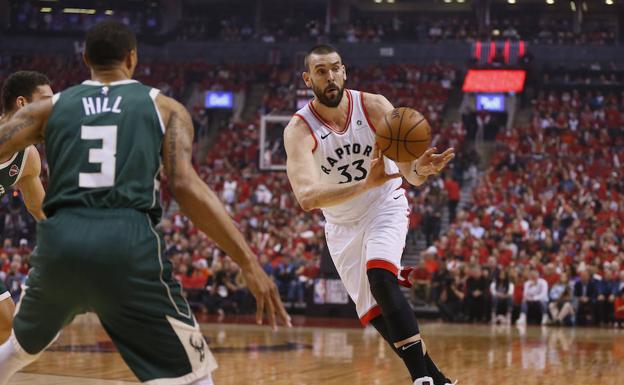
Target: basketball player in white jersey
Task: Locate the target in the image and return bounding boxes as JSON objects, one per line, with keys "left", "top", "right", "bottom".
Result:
{"left": 0, "top": 71, "right": 49, "bottom": 343}
{"left": 284, "top": 45, "right": 456, "bottom": 385}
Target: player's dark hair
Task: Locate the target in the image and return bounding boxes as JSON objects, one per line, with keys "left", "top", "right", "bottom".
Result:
{"left": 304, "top": 44, "right": 340, "bottom": 71}
{"left": 85, "top": 20, "right": 137, "bottom": 68}
{"left": 1, "top": 71, "right": 50, "bottom": 114}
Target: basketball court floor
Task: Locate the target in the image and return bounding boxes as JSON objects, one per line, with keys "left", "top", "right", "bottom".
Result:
{"left": 10, "top": 314, "right": 624, "bottom": 385}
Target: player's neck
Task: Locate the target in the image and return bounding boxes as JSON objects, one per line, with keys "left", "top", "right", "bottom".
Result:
{"left": 90, "top": 68, "right": 132, "bottom": 85}
{"left": 312, "top": 92, "right": 350, "bottom": 130}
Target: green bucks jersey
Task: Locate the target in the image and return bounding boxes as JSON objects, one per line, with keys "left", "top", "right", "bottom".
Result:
{"left": 43, "top": 80, "right": 164, "bottom": 223}
{"left": 0, "top": 149, "right": 26, "bottom": 196}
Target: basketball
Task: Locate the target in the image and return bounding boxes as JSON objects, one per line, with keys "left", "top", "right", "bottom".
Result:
{"left": 376, "top": 107, "right": 431, "bottom": 162}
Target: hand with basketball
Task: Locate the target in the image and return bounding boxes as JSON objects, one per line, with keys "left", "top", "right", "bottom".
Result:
{"left": 414, "top": 146, "right": 455, "bottom": 177}
{"left": 376, "top": 107, "right": 454, "bottom": 178}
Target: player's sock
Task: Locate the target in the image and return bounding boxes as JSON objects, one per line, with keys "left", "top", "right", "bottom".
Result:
{"left": 396, "top": 336, "right": 428, "bottom": 381}
{"left": 370, "top": 317, "right": 450, "bottom": 385}
{"left": 0, "top": 333, "right": 40, "bottom": 385}
{"left": 424, "top": 352, "right": 451, "bottom": 385}
{"left": 367, "top": 268, "right": 429, "bottom": 381}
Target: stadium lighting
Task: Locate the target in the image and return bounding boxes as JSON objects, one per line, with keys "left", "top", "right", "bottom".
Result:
{"left": 63, "top": 8, "right": 96, "bottom": 14}
{"left": 40, "top": 7, "right": 52, "bottom": 12}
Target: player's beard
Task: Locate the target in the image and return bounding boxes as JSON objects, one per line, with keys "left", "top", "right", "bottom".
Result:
{"left": 312, "top": 81, "right": 344, "bottom": 108}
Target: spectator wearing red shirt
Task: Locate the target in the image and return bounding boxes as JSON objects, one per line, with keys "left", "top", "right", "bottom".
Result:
{"left": 444, "top": 174, "right": 461, "bottom": 222}
{"left": 542, "top": 263, "right": 560, "bottom": 289}
{"left": 410, "top": 260, "right": 432, "bottom": 305}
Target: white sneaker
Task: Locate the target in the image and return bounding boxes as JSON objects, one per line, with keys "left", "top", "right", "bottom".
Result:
{"left": 516, "top": 313, "right": 527, "bottom": 325}
{"left": 413, "top": 376, "right": 434, "bottom": 385}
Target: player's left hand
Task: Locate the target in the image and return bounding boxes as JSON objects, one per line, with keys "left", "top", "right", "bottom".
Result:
{"left": 414, "top": 147, "right": 455, "bottom": 177}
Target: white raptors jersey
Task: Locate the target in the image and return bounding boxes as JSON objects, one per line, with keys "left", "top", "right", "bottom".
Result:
{"left": 294, "top": 89, "right": 402, "bottom": 224}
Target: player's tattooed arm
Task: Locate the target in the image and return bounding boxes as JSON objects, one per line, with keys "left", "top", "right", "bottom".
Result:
{"left": 0, "top": 99, "right": 51, "bottom": 160}
{"left": 157, "top": 94, "right": 291, "bottom": 330}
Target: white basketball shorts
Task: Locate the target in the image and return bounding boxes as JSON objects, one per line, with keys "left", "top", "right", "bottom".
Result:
{"left": 324, "top": 188, "right": 409, "bottom": 325}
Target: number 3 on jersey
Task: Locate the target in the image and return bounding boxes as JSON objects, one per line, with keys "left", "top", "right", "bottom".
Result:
{"left": 337, "top": 159, "right": 367, "bottom": 184}
{"left": 78, "top": 125, "right": 117, "bottom": 188}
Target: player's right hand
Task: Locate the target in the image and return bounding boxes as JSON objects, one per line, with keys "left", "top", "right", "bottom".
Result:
{"left": 242, "top": 261, "right": 292, "bottom": 331}
{"left": 364, "top": 144, "right": 402, "bottom": 190}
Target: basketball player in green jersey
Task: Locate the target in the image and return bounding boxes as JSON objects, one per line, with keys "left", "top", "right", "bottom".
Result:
{"left": 0, "top": 21, "right": 290, "bottom": 385}
{"left": 0, "top": 71, "right": 50, "bottom": 344}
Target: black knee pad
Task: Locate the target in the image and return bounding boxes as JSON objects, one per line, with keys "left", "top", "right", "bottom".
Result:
{"left": 367, "top": 268, "right": 420, "bottom": 342}
{"left": 367, "top": 268, "right": 406, "bottom": 314}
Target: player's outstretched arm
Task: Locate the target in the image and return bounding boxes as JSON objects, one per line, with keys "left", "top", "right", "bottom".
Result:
{"left": 363, "top": 92, "right": 454, "bottom": 185}
{"left": 0, "top": 99, "right": 51, "bottom": 160}
{"left": 284, "top": 117, "right": 399, "bottom": 211}
{"left": 157, "top": 94, "right": 291, "bottom": 330}
{"left": 14, "top": 146, "right": 46, "bottom": 221}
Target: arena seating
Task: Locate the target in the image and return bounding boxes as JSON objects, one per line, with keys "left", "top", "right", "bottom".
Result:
{"left": 425, "top": 84, "right": 624, "bottom": 326}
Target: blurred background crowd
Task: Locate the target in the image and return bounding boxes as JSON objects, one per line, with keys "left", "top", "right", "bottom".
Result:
{"left": 1, "top": 0, "right": 623, "bottom": 328}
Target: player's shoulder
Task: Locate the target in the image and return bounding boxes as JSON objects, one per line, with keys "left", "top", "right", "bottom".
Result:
{"left": 153, "top": 92, "right": 185, "bottom": 120}
{"left": 360, "top": 91, "right": 391, "bottom": 111}
{"left": 285, "top": 112, "right": 313, "bottom": 139}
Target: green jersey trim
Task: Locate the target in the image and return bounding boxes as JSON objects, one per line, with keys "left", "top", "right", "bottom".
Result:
{"left": 14, "top": 146, "right": 29, "bottom": 184}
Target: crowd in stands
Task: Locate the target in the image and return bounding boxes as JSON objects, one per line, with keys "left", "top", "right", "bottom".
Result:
{"left": 176, "top": 13, "right": 618, "bottom": 45}
{"left": 3, "top": 50, "right": 622, "bottom": 330}
{"left": 413, "top": 84, "right": 624, "bottom": 327}
{"left": 541, "top": 65, "right": 624, "bottom": 88}
{"left": 6, "top": 1, "right": 159, "bottom": 36}
{"left": 6, "top": 2, "right": 618, "bottom": 45}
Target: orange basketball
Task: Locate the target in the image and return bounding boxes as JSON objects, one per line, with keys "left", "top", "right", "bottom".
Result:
{"left": 376, "top": 107, "right": 431, "bottom": 162}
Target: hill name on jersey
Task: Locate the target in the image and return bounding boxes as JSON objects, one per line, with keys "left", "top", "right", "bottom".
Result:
{"left": 82, "top": 96, "right": 122, "bottom": 116}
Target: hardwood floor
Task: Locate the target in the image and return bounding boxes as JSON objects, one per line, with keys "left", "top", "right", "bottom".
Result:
{"left": 10, "top": 314, "right": 624, "bottom": 384}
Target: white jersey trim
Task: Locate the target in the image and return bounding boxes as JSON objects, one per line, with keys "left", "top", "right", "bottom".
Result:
{"left": 0, "top": 152, "right": 18, "bottom": 170}
{"left": 149, "top": 88, "right": 166, "bottom": 134}
{"left": 307, "top": 89, "right": 353, "bottom": 136}
{"left": 81, "top": 79, "right": 139, "bottom": 86}
{"left": 359, "top": 91, "right": 379, "bottom": 133}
